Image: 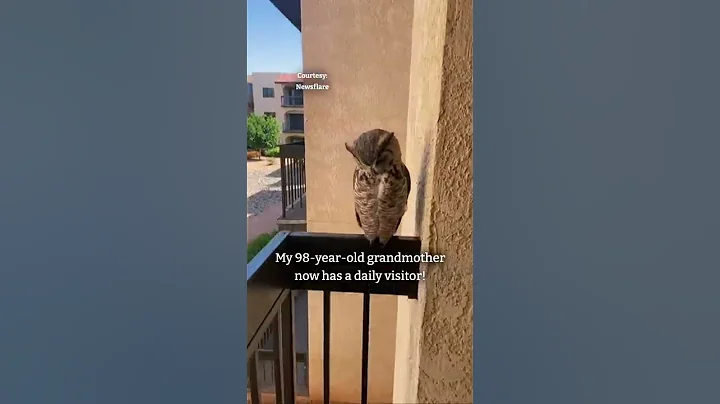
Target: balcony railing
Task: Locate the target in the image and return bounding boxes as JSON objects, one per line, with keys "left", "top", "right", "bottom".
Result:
{"left": 247, "top": 231, "right": 422, "bottom": 404}
{"left": 283, "top": 123, "right": 305, "bottom": 133}
{"left": 281, "top": 95, "right": 304, "bottom": 107}
{"left": 279, "top": 142, "right": 305, "bottom": 220}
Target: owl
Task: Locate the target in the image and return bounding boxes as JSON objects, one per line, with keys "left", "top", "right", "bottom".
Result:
{"left": 345, "top": 129, "right": 411, "bottom": 248}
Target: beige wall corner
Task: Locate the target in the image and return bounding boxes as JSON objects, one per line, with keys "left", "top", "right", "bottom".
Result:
{"left": 301, "top": 0, "right": 415, "bottom": 402}
{"left": 393, "top": 0, "right": 474, "bottom": 402}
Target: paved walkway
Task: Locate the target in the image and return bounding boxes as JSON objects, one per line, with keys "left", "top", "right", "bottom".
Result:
{"left": 247, "top": 201, "right": 282, "bottom": 241}
{"left": 247, "top": 158, "right": 282, "bottom": 242}
{"left": 247, "top": 158, "right": 281, "bottom": 216}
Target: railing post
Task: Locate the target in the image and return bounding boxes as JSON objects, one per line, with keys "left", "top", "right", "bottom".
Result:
{"left": 272, "top": 291, "right": 297, "bottom": 404}
{"left": 280, "top": 151, "right": 287, "bottom": 217}
{"left": 301, "top": 158, "right": 306, "bottom": 207}
{"left": 282, "top": 291, "right": 298, "bottom": 404}
{"left": 323, "top": 291, "right": 331, "bottom": 404}
{"left": 360, "top": 291, "right": 371, "bottom": 404}
{"left": 291, "top": 157, "right": 298, "bottom": 208}
{"left": 248, "top": 351, "right": 261, "bottom": 404}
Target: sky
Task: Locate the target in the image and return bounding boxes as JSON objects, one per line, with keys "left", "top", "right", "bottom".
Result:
{"left": 247, "top": 0, "right": 303, "bottom": 74}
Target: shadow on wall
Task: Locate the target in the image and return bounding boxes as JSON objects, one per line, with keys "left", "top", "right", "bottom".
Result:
{"left": 413, "top": 140, "right": 432, "bottom": 236}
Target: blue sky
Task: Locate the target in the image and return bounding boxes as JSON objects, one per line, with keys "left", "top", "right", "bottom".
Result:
{"left": 247, "top": 0, "right": 303, "bottom": 74}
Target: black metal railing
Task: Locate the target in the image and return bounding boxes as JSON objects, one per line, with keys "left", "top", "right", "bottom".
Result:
{"left": 247, "top": 231, "right": 422, "bottom": 404}
{"left": 279, "top": 141, "right": 305, "bottom": 218}
{"left": 283, "top": 123, "right": 304, "bottom": 133}
{"left": 281, "top": 95, "right": 304, "bottom": 107}
{"left": 253, "top": 296, "right": 310, "bottom": 396}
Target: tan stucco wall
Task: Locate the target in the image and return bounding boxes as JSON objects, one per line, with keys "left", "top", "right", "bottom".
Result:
{"left": 393, "top": 0, "right": 474, "bottom": 402}
{"left": 248, "top": 72, "right": 285, "bottom": 118}
{"left": 301, "top": 0, "right": 414, "bottom": 402}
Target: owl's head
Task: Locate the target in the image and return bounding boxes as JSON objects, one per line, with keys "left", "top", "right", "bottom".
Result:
{"left": 345, "top": 129, "right": 402, "bottom": 174}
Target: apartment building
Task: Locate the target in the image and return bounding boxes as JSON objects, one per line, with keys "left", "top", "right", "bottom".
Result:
{"left": 247, "top": 72, "right": 305, "bottom": 145}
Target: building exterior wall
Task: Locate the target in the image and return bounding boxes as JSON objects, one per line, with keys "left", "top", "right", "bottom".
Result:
{"left": 248, "top": 72, "right": 304, "bottom": 145}
{"left": 392, "top": 0, "right": 473, "bottom": 402}
{"left": 248, "top": 72, "right": 285, "bottom": 118}
{"left": 278, "top": 82, "right": 305, "bottom": 144}
{"left": 301, "top": 0, "right": 414, "bottom": 402}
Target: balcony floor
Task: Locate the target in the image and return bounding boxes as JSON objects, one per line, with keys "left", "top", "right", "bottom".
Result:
{"left": 284, "top": 197, "right": 306, "bottom": 221}
{"left": 247, "top": 392, "right": 311, "bottom": 404}
{"left": 247, "top": 392, "right": 359, "bottom": 404}
{"left": 277, "top": 195, "right": 306, "bottom": 228}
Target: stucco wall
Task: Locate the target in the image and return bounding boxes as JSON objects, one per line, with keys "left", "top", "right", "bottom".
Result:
{"left": 248, "top": 72, "right": 285, "bottom": 117}
{"left": 301, "top": 0, "right": 414, "bottom": 402}
{"left": 393, "top": 0, "right": 474, "bottom": 402}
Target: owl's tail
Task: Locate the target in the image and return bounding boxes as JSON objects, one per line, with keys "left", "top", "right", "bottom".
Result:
{"left": 380, "top": 236, "right": 399, "bottom": 250}
{"left": 368, "top": 237, "right": 377, "bottom": 247}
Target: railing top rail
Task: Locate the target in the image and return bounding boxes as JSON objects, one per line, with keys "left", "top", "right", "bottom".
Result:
{"left": 247, "top": 231, "right": 292, "bottom": 350}
{"left": 247, "top": 231, "right": 291, "bottom": 280}
{"left": 281, "top": 95, "right": 304, "bottom": 106}
{"left": 247, "top": 231, "right": 422, "bottom": 298}
{"left": 279, "top": 142, "right": 305, "bottom": 158}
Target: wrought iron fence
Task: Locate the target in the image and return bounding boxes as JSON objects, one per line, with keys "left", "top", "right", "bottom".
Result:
{"left": 281, "top": 95, "right": 304, "bottom": 107}
{"left": 247, "top": 231, "right": 422, "bottom": 404}
{"left": 279, "top": 142, "right": 305, "bottom": 218}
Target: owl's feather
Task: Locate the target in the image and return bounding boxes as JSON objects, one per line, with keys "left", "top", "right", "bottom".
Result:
{"left": 390, "top": 163, "right": 411, "bottom": 236}
{"left": 347, "top": 129, "right": 411, "bottom": 247}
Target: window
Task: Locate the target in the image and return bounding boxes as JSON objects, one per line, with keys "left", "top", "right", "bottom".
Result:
{"left": 288, "top": 113, "right": 304, "bottom": 129}
{"left": 262, "top": 87, "right": 275, "bottom": 98}
{"left": 264, "top": 112, "right": 276, "bottom": 118}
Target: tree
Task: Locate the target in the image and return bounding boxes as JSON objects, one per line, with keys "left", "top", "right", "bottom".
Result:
{"left": 247, "top": 114, "right": 280, "bottom": 151}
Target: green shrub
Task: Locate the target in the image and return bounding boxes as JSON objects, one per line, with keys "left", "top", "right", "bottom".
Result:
{"left": 248, "top": 230, "right": 279, "bottom": 263}
{"left": 247, "top": 114, "right": 280, "bottom": 151}
{"left": 264, "top": 146, "right": 280, "bottom": 158}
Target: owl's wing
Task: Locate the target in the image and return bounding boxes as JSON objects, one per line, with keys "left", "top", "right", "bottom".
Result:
{"left": 355, "top": 209, "right": 364, "bottom": 229}
{"left": 353, "top": 168, "right": 364, "bottom": 229}
{"left": 391, "top": 163, "right": 413, "bottom": 236}
{"left": 402, "top": 163, "right": 411, "bottom": 200}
